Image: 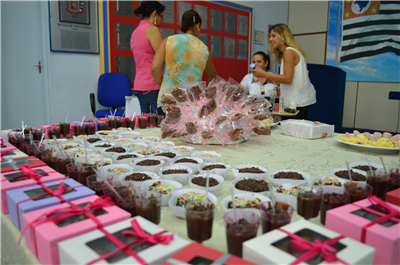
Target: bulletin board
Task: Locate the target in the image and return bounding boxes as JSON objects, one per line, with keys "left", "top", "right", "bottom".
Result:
{"left": 99, "top": 1, "right": 253, "bottom": 88}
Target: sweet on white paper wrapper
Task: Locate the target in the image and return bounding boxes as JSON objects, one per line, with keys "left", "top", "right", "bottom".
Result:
{"left": 243, "top": 219, "right": 375, "bottom": 265}
{"left": 280, "top": 119, "right": 334, "bottom": 139}
{"left": 58, "top": 216, "right": 190, "bottom": 265}
{"left": 159, "top": 76, "right": 272, "bottom": 146}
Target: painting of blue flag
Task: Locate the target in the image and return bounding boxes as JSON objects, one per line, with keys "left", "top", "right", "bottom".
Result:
{"left": 326, "top": 1, "right": 400, "bottom": 82}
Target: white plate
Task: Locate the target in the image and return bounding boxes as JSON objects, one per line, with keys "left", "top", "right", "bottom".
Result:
{"left": 336, "top": 135, "right": 399, "bottom": 152}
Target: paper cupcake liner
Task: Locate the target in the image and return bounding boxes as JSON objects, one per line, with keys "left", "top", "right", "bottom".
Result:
{"left": 88, "top": 142, "right": 116, "bottom": 153}
{"left": 349, "top": 161, "right": 384, "bottom": 174}
{"left": 170, "top": 145, "right": 195, "bottom": 157}
{"left": 95, "top": 130, "right": 114, "bottom": 137}
{"left": 121, "top": 142, "right": 149, "bottom": 152}
{"left": 100, "top": 147, "right": 129, "bottom": 158}
{"left": 100, "top": 164, "right": 132, "bottom": 177}
{"left": 191, "top": 151, "right": 221, "bottom": 162}
{"left": 168, "top": 188, "right": 217, "bottom": 219}
{"left": 100, "top": 134, "right": 121, "bottom": 143}
{"left": 152, "top": 153, "right": 182, "bottom": 166}
{"left": 150, "top": 141, "right": 176, "bottom": 151}
{"left": 270, "top": 170, "right": 311, "bottom": 187}
{"left": 171, "top": 157, "right": 203, "bottom": 174}
{"left": 232, "top": 177, "right": 271, "bottom": 198}
{"left": 130, "top": 158, "right": 165, "bottom": 173}
{"left": 113, "top": 138, "right": 136, "bottom": 147}
{"left": 137, "top": 136, "right": 161, "bottom": 144}
{"left": 112, "top": 153, "right": 144, "bottom": 164}
{"left": 199, "top": 162, "right": 231, "bottom": 179}
{"left": 116, "top": 131, "right": 141, "bottom": 139}
{"left": 331, "top": 168, "right": 367, "bottom": 184}
{"left": 221, "top": 192, "right": 271, "bottom": 216}
{"left": 232, "top": 164, "right": 268, "bottom": 180}
{"left": 272, "top": 183, "right": 298, "bottom": 211}
{"left": 119, "top": 171, "right": 160, "bottom": 189}
{"left": 141, "top": 179, "right": 182, "bottom": 207}
{"left": 159, "top": 165, "right": 193, "bottom": 185}
{"left": 189, "top": 174, "right": 224, "bottom": 196}
{"left": 308, "top": 175, "right": 347, "bottom": 188}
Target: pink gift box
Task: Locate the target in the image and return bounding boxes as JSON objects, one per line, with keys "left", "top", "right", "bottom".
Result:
{"left": 1, "top": 166, "right": 65, "bottom": 214}
{"left": 386, "top": 188, "right": 400, "bottom": 206}
{"left": 326, "top": 197, "right": 400, "bottom": 265}
{"left": 1, "top": 142, "right": 18, "bottom": 151}
{"left": 23, "top": 195, "right": 131, "bottom": 265}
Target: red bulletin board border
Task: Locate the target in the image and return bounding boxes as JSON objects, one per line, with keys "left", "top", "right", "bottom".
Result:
{"left": 100, "top": 0, "right": 253, "bottom": 87}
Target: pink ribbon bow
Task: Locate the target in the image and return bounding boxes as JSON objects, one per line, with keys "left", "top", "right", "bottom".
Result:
{"left": 1, "top": 150, "right": 14, "bottom": 162}
{"left": 20, "top": 165, "right": 43, "bottom": 183}
{"left": 87, "top": 219, "right": 174, "bottom": 265}
{"left": 278, "top": 228, "right": 348, "bottom": 265}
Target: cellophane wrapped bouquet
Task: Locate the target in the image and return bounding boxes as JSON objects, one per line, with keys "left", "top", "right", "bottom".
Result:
{"left": 160, "top": 76, "right": 273, "bottom": 146}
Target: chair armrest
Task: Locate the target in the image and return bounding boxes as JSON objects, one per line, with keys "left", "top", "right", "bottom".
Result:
{"left": 90, "top": 93, "right": 96, "bottom": 116}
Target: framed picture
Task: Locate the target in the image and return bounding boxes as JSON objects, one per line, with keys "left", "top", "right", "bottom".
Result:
{"left": 254, "top": 30, "right": 264, "bottom": 45}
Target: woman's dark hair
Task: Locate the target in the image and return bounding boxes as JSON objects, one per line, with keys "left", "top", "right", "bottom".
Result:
{"left": 181, "top": 10, "right": 202, "bottom": 33}
{"left": 134, "top": 1, "right": 165, "bottom": 18}
{"left": 253, "top": 51, "right": 270, "bottom": 71}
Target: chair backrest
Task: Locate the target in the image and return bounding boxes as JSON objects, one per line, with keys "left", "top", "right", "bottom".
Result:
{"left": 98, "top": 73, "right": 132, "bottom": 107}
{"left": 307, "top": 64, "right": 347, "bottom": 133}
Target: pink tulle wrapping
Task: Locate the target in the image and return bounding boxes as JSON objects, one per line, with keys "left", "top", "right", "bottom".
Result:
{"left": 160, "top": 76, "right": 272, "bottom": 145}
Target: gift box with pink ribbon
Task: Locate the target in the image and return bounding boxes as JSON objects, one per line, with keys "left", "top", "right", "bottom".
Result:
{"left": 7, "top": 178, "right": 95, "bottom": 231}
{"left": 1, "top": 149, "right": 27, "bottom": 162}
{"left": 326, "top": 196, "right": 399, "bottom": 265}
{"left": 163, "top": 242, "right": 255, "bottom": 265}
{"left": 58, "top": 216, "right": 190, "bottom": 264}
{"left": 1, "top": 141, "right": 18, "bottom": 152}
{"left": 1, "top": 156, "right": 46, "bottom": 173}
{"left": 22, "top": 195, "right": 131, "bottom": 265}
{"left": 1, "top": 165, "right": 65, "bottom": 214}
{"left": 386, "top": 188, "right": 400, "bottom": 206}
{"left": 243, "top": 219, "right": 375, "bottom": 265}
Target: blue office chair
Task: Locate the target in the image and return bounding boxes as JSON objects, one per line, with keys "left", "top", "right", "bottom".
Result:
{"left": 307, "top": 64, "right": 347, "bottom": 133}
{"left": 90, "top": 73, "right": 132, "bottom": 118}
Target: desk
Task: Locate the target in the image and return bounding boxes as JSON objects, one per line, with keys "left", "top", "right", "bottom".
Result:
{"left": 1, "top": 126, "right": 399, "bottom": 264}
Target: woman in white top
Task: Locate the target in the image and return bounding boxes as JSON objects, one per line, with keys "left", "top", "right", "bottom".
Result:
{"left": 240, "top": 51, "right": 276, "bottom": 100}
{"left": 251, "top": 24, "right": 316, "bottom": 120}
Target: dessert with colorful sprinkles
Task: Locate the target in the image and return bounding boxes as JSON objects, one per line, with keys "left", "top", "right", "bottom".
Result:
{"left": 107, "top": 167, "right": 130, "bottom": 175}
{"left": 77, "top": 135, "right": 90, "bottom": 139}
{"left": 176, "top": 192, "right": 209, "bottom": 207}
{"left": 60, "top": 144, "right": 80, "bottom": 150}
{"left": 124, "top": 173, "right": 152, "bottom": 181}
{"left": 136, "top": 149, "right": 160, "bottom": 156}
{"left": 313, "top": 177, "right": 342, "bottom": 187}
{"left": 92, "top": 160, "right": 112, "bottom": 166}
{"left": 195, "top": 152, "right": 218, "bottom": 158}
{"left": 148, "top": 181, "right": 176, "bottom": 194}
{"left": 276, "top": 186, "right": 298, "bottom": 196}
{"left": 103, "top": 135, "right": 120, "bottom": 139}
{"left": 174, "top": 146, "right": 191, "bottom": 153}
{"left": 227, "top": 197, "right": 262, "bottom": 209}
{"left": 117, "top": 139, "right": 132, "bottom": 143}
{"left": 126, "top": 143, "right": 145, "bottom": 148}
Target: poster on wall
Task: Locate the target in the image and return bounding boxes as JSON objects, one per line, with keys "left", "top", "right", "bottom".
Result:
{"left": 49, "top": 1, "right": 99, "bottom": 53}
{"left": 326, "top": 1, "right": 399, "bottom": 82}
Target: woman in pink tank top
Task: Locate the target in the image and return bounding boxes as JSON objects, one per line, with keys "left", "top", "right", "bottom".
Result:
{"left": 130, "top": 1, "right": 165, "bottom": 115}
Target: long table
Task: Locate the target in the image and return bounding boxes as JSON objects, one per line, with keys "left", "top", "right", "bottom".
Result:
{"left": 1, "top": 126, "right": 399, "bottom": 264}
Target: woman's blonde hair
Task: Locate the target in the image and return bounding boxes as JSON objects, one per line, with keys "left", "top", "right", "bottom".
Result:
{"left": 268, "top": 24, "right": 306, "bottom": 65}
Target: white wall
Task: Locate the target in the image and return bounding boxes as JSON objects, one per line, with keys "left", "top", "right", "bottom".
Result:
{"left": 232, "top": 1, "right": 289, "bottom": 74}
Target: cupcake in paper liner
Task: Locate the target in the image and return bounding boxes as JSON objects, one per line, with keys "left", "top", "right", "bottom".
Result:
{"left": 100, "top": 146, "right": 129, "bottom": 158}
{"left": 150, "top": 141, "right": 176, "bottom": 151}
{"left": 159, "top": 165, "right": 193, "bottom": 185}
{"left": 130, "top": 157, "right": 165, "bottom": 173}
{"left": 170, "top": 145, "right": 195, "bottom": 157}
{"left": 153, "top": 152, "right": 182, "bottom": 166}
{"left": 88, "top": 158, "right": 113, "bottom": 167}
{"left": 121, "top": 142, "right": 149, "bottom": 152}
{"left": 133, "top": 148, "right": 162, "bottom": 157}
{"left": 100, "top": 164, "right": 132, "bottom": 177}
{"left": 137, "top": 136, "right": 161, "bottom": 144}
{"left": 273, "top": 183, "right": 298, "bottom": 211}
{"left": 349, "top": 161, "right": 383, "bottom": 175}
{"left": 221, "top": 192, "right": 271, "bottom": 216}
{"left": 113, "top": 138, "right": 136, "bottom": 147}
{"left": 141, "top": 179, "right": 182, "bottom": 206}
{"left": 232, "top": 164, "right": 268, "bottom": 180}
{"left": 71, "top": 149, "right": 97, "bottom": 160}
{"left": 168, "top": 188, "right": 217, "bottom": 219}
{"left": 270, "top": 170, "right": 311, "bottom": 187}
{"left": 189, "top": 173, "right": 224, "bottom": 196}
{"left": 100, "top": 134, "right": 121, "bottom": 143}
{"left": 112, "top": 152, "right": 144, "bottom": 164}
{"left": 191, "top": 151, "right": 221, "bottom": 162}
{"left": 89, "top": 142, "right": 116, "bottom": 153}
{"left": 171, "top": 156, "right": 203, "bottom": 174}
{"left": 95, "top": 130, "right": 114, "bottom": 137}
{"left": 308, "top": 175, "right": 347, "bottom": 190}
{"left": 331, "top": 168, "right": 367, "bottom": 183}
{"left": 116, "top": 131, "right": 141, "bottom": 139}
{"left": 232, "top": 177, "right": 270, "bottom": 198}
{"left": 199, "top": 162, "right": 231, "bottom": 179}
{"left": 119, "top": 171, "right": 159, "bottom": 189}
{"left": 43, "top": 139, "right": 67, "bottom": 150}
{"left": 73, "top": 134, "right": 91, "bottom": 144}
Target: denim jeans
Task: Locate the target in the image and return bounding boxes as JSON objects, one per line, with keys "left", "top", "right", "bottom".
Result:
{"left": 135, "top": 90, "right": 159, "bottom": 114}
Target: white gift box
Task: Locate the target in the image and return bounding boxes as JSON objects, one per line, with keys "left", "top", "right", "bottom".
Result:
{"left": 58, "top": 216, "right": 190, "bottom": 265}
{"left": 280, "top": 120, "right": 334, "bottom": 139}
{"left": 243, "top": 219, "right": 375, "bottom": 265}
